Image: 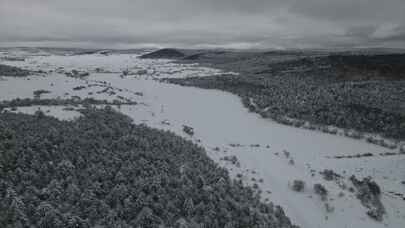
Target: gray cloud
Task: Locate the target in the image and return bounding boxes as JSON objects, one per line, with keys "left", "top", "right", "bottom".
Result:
{"left": 0, "top": 0, "right": 404, "bottom": 49}
{"left": 289, "top": 0, "right": 405, "bottom": 22}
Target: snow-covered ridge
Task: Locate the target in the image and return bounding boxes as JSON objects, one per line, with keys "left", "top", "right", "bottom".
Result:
{"left": 1, "top": 50, "right": 404, "bottom": 228}
{"left": 1, "top": 53, "right": 232, "bottom": 79}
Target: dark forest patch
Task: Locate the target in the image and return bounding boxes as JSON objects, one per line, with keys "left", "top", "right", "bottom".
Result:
{"left": 0, "top": 107, "right": 297, "bottom": 228}
{"left": 0, "top": 64, "right": 31, "bottom": 77}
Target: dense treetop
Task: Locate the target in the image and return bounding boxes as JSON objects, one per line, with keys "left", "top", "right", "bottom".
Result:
{"left": 0, "top": 107, "right": 297, "bottom": 228}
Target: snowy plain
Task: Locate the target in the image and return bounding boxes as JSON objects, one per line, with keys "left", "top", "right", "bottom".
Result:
{"left": 1, "top": 49, "right": 404, "bottom": 228}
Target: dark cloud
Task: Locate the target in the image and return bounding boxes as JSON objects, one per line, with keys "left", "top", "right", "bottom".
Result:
{"left": 0, "top": 0, "right": 404, "bottom": 48}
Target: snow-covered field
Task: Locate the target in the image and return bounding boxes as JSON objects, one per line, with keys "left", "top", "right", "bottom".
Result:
{"left": 1, "top": 49, "right": 404, "bottom": 228}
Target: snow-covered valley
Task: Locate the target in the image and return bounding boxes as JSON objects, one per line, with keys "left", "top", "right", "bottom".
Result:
{"left": 1, "top": 50, "right": 404, "bottom": 228}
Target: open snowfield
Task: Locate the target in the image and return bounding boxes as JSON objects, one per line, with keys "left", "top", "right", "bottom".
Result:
{"left": 1, "top": 49, "right": 404, "bottom": 228}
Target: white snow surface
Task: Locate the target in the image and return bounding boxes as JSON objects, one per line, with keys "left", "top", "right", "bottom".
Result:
{"left": 1, "top": 51, "right": 404, "bottom": 228}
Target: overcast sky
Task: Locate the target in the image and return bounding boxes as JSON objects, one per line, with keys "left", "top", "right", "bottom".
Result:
{"left": 1, "top": 0, "right": 404, "bottom": 49}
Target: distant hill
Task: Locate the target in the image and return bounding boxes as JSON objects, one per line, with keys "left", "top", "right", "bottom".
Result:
{"left": 266, "top": 54, "right": 405, "bottom": 81}
{"left": 139, "top": 48, "right": 186, "bottom": 59}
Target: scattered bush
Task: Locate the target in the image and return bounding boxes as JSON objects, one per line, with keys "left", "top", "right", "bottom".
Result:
{"left": 73, "top": 86, "right": 87, "bottom": 91}
{"left": 291, "top": 180, "right": 305, "bottom": 192}
{"left": 314, "top": 184, "right": 328, "bottom": 201}
{"left": 222, "top": 155, "right": 240, "bottom": 167}
{"left": 33, "top": 89, "right": 51, "bottom": 98}
{"left": 350, "top": 176, "right": 385, "bottom": 221}
{"left": 325, "top": 202, "right": 334, "bottom": 213}
{"left": 65, "top": 70, "right": 90, "bottom": 78}
{"left": 182, "top": 125, "right": 194, "bottom": 136}
{"left": 320, "top": 169, "right": 341, "bottom": 181}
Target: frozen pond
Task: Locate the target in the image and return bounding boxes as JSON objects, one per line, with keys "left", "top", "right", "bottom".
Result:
{"left": 1, "top": 51, "right": 404, "bottom": 228}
